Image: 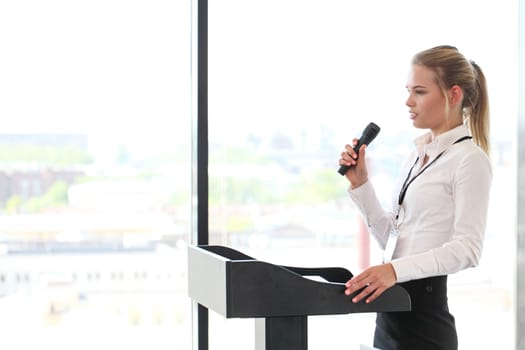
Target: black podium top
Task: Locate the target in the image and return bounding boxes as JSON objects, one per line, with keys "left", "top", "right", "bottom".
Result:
{"left": 188, "top": 245, "right": 411, "bottom": 318}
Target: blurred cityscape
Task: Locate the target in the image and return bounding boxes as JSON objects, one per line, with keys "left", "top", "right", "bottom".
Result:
{"left": 0, "top": 125, "right": 515, "bottom": 349}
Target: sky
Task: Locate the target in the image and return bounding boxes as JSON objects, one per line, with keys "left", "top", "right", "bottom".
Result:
{"left": 0, "top": 0, "right": 518, "bottom": 157}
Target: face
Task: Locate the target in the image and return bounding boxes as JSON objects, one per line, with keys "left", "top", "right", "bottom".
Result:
{"left": 405, "top": 64, "right": 455, "bottom": 136}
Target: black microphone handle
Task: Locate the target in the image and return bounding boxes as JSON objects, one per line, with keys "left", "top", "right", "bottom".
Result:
{"left": 337, "top": 139, "right": 367, "bottom": 175}
{"left": 338, "top": 122, "right": 380, "bottom": 176}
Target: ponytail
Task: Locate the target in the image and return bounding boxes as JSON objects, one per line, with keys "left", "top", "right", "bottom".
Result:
{"left": 466, "top": 61, "right": 490, "bottom": 156}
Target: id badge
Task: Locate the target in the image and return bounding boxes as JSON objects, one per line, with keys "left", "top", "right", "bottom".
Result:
{"left": 383, "top": 215, "right": 400, "bottom": 263}
{"left": 383, "top": 226, "right": 399, "bottom": 263}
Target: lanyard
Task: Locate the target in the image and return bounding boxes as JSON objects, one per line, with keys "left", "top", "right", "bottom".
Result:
{"left": 397, "top": 135, "right": 472, "bottom": 215}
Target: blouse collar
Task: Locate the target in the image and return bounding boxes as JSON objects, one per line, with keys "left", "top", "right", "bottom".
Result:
{"left": 414, "top": 124, "right": 470, "bottom": 162}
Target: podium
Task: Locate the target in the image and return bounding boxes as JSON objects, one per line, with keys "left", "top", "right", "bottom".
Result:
{"left": 188, "top": 245, "right": 411, "bottom": 350}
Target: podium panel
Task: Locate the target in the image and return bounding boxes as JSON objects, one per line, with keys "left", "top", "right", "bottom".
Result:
{"left": 188, "top": 245, "right": 411, "bottom": 349}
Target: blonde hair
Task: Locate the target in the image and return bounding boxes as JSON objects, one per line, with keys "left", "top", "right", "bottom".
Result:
{"left": 412, "top": 45, "right": 490, "bottom": 156}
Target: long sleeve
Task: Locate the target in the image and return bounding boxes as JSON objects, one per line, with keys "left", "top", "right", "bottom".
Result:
{"left": 348, "top": 180, "right": 395, "bottom": 250}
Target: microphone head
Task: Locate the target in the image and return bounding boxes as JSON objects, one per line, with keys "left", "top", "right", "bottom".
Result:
{"left": 361, "top": 122, "right": 380, "bottom": 144}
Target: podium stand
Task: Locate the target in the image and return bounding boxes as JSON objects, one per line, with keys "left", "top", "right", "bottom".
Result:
{"left": 188, "top": 245, "right": 411, "bottom": 350}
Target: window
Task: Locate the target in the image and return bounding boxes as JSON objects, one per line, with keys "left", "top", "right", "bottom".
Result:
{"left": 0, "top": 1, "right": 191, "bottom": 349}
{"left": 207, "top": 1, "right": 517, "bottom": 348}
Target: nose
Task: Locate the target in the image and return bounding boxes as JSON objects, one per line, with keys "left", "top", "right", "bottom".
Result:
{"left": 405, "top": 94, "right": 414, "bottom": 107}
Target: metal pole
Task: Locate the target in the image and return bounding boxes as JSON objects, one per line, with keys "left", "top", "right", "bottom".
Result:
{"left": 517, "top": 1, "right": 525, "bottom": 348}
{"left": 191, "top": 0, "right": 208, "bottom": 349}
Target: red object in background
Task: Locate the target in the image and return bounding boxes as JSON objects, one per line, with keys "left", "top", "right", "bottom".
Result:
{"left": 356, "top": 215, "right": 370, "bottom": 271}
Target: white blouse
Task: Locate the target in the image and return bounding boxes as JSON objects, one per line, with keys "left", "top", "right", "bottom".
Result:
{"left": 348, "top": 124, "right": 493, "bottom": 283}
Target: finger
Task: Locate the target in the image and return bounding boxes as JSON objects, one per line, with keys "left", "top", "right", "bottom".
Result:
{"left": 351, "top": 284, "right": 375, "bottom": 303}
{"left": 345, "top": 144, "right": 358, "bottom": 159}
{"left": 340, "top": 151, "right": 354, "bottom": 165}
{"left": 344, "top": 278, "right": 370, "bottom": 296}
{"left": 344, "top": 277, "right": 362, "bottom": 289}
{"left": 340, "top": 157, "right": 357, "bottom": 170}
{"left": 339, "top": 159, "right": 354, "bottom": 169}
{"left": 364, "top": 286, "right": 385, "bottom": 304}
{"left": 344, "top": 284, "right": 358, "bottom": 296}
{"left": 357, "top": 144, "right": 367, "bottom": 161}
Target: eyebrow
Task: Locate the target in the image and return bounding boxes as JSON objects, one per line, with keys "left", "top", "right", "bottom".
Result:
{"left": 406, "top": 84, "right": 427, "bottom": 89}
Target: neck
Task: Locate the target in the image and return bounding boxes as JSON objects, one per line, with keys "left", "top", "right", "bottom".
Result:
{"left": 430, "top": 120, "right": 463, "bottom": 140}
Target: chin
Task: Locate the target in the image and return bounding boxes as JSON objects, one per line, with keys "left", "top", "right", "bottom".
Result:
{"left": 411, "top": 120, "right": 427, "bottom": 130}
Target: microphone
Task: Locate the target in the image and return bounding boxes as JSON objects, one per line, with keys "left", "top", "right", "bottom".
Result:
{"left": 338, "top": 122, "right": 380, "bottom": 176}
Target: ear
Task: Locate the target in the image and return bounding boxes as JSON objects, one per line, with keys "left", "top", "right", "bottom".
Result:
{"left": 449, "top": 85, "right": 463, "bottom": 105}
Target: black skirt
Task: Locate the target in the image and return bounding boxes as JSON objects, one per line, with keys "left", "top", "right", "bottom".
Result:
{"left": 373, "top": 276, "right": 457, "bottom": 350}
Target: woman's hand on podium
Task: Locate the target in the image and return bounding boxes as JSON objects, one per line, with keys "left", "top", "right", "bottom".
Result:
{"left": 344, "top": 263, "right": 397, "bottom": 304}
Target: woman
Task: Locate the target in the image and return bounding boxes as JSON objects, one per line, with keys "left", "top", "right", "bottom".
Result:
{"left": 339, "top": 45, "right": 492, "bottom": 350}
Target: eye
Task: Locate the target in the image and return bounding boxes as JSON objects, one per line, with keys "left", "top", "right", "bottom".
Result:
{"left": 406, "top": 87, "right": 426, "bottom": 95}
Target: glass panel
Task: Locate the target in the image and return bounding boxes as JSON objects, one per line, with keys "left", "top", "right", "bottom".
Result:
{"left": 517, "top": 3, "right": 525, "bottom": 347}
{"left": 0, "top": 1, "right": 191, "bottom": 349}
{"left": 208, "top": 0, "right": 517, "bottom": 349}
